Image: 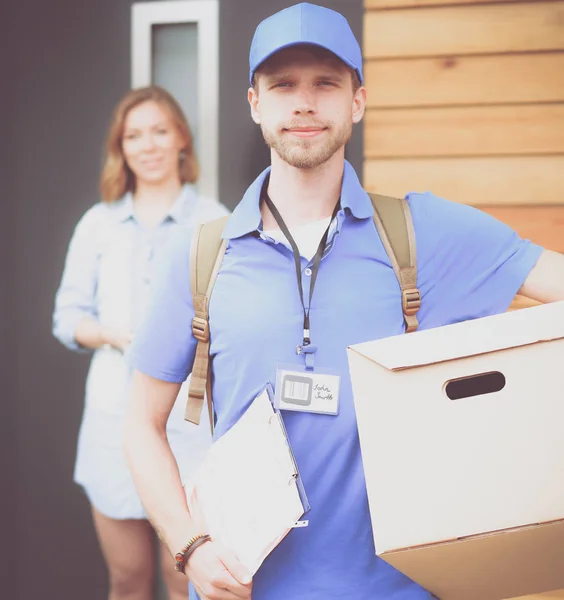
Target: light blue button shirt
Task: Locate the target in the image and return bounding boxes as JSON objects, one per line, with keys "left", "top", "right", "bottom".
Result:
{"left": 53, "top": 184, "right": 229, "bottom": 519}
{"left": 129, "top": 162, "right": 543, "bottom": 598}
{"left": 54, "top": 185, "right": 229, "bottom": 351}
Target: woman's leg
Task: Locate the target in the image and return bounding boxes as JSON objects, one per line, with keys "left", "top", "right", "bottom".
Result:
{"left": 159, "top": 540, "right": 189, "bottom": 600}
{"left": 92, "top": 507, "right": 155, "bottom": 600}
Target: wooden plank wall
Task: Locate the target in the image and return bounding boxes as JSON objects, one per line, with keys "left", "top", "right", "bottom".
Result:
{"left": 363, "top": 7, "right": 563, "bottom": 597}
{"left": 363, "top": 0, "right": 564, "bottom": 309}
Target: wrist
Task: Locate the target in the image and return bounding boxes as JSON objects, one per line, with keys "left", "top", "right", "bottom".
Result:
{"left": 100, "top": 325, "right": 115, "bottom": 349}
{"left": 152, "top": 511, "right": 199, "bottom": 558}
{"left": 174, "top": 534, "right": 212, "bottom": 574}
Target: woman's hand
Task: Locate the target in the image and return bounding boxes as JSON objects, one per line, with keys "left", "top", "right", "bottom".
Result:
{"left": 184, "top": 540, "right": 253, "bottom": 600}
{"left": 73, "top": 318, "right": 134, "bottom": 352}
{"left": 102, "top": 326, "right": 134, "bottom": 353}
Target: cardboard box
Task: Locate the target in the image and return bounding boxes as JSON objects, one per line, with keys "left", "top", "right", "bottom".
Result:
{"left": 347, "top": 301, "right": 564, "bottom": 600}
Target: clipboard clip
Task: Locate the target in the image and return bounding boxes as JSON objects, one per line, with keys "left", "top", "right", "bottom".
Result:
{"left": 268, "top": 412, "right": 299, "bottom": 477}
{"left": 264, "top": 383, "right": 311, "bottom": 515}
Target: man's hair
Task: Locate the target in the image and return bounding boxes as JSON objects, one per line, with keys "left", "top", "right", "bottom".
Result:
{"left": 99, "top": 85, "right": 198, "bottom": 202}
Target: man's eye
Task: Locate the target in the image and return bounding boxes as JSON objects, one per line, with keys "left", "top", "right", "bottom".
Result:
{"left": 274, "top": 82, "right": 292, "bottom": 88}
{"left": 318, "top": 81, "right": 336, "bottom": 87}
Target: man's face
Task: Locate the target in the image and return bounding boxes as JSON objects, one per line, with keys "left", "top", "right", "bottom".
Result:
{"left": 248, "top": 45, "right": 366, "bottom": 169}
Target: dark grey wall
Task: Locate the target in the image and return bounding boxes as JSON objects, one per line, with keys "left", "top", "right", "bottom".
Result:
{"left": 1, "top": 0, "right": 16, "bottom": 596}
{"left": 7, "top": 1, "right": 363, "bottom": 599}
{"left": 11, "top": 1, "right": 134, "bottom": 598}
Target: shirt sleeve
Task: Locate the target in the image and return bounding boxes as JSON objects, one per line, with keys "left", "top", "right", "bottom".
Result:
{"left": 126, "top": 225, "right": 197, "bottom": 383}
{"left": 408, "top": 192, "right": 544, "bottom": 328}
{"left": 52, "top": 206, "right": 101, "bottom": 352}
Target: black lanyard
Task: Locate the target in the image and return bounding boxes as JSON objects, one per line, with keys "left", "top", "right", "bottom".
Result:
{"left": 263, "top": 191, "right": 340, "bottom": 349}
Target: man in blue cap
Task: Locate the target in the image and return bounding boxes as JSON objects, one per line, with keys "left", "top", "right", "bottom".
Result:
{"left": 123, "top": 3, "right": 564, "bottom": 600}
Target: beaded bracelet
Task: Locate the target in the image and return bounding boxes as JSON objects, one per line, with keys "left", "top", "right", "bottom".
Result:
{"left": 174, "top": 534, "right": 212, "bottom": 573}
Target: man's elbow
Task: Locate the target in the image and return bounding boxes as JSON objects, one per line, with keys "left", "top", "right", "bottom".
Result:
{"left": 123, "top": 380, "right": 150, "bottom": 462}
{"left": 124, "top": 370, "right": 180, "bottom": 446}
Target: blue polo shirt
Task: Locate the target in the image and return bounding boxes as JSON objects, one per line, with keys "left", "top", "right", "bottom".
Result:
{"left": 128, "top": 160, "right": 543, "bottom": 599}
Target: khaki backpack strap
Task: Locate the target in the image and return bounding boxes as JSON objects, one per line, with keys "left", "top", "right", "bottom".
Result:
{"left": 186, "top": 216, "right": 230, "bottom": 428}
{"left": 368, "top": 193, "right": 421, "bottom": 333}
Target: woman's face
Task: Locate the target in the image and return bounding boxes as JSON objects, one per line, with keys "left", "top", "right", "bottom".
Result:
{"left": 121, "top": 100, "right": 185, "bottom": 187}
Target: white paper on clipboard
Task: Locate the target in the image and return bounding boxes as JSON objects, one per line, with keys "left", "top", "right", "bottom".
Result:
{"left": 183, "top": 384, "right": 310, "bottom": 575}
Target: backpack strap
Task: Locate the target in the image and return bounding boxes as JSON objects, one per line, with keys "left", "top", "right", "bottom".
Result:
{"left": 368, "top": 193, "right": 421, "bottom": 333}
{"left": 185, "top": 216, "right": 230, "bottom": 428}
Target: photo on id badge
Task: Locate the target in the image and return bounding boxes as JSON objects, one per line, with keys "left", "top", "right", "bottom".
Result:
{"left": 275, "top": 364, "right": 341, "bottom": 415}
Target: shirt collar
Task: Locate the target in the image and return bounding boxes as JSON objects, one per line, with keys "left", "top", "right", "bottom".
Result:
{"left": 221, "top": 160, "right": 374, "bottom": 240}
{"left": 114, "top": 193, "right": 135, "bottom": 222}
{"left": 114, "top": 184, "right": 195, "bottom": 224}
{"left": 168, "top": 184, "right": 198, "bottom": 222}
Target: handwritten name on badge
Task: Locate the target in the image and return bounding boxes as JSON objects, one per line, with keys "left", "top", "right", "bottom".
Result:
{"left": 276, "top": 368, "right": 341, "bottom": 415}
{"left": 313, "top": 383, "right": 333, "bottom": 402}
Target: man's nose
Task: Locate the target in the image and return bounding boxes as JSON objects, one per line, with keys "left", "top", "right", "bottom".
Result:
{"left": 292, "top": 88, "right": 317, "bottom": 115}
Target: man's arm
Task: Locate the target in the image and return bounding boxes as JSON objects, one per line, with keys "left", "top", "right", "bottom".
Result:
{"left": 124, "top": 370, "right": 252, "bottom": 600}
{"left": 518, "top": 249, "right": 564, "bottom": 303}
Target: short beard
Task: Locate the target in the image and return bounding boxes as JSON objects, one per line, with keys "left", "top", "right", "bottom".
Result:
{"left": 261, "top": 120, "right": 352, "bottom": 169}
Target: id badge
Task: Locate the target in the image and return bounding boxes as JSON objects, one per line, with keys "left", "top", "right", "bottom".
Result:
{"left": 275, "top": 364, "right": 341, "bottom": 415}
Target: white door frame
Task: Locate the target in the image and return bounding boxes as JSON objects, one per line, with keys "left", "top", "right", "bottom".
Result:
{"left": 131, "top": 0, "right": 219, "bottom": 201}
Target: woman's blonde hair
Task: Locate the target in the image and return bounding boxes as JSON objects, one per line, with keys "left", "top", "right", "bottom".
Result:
{"left": 100, "top": 85, "right": 198, "bottom": 202}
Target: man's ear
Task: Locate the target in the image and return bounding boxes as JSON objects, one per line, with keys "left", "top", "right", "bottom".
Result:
{"left": 248, "top": 87, "right": 261, "bottom": 124}
{"left": 352, "top": 86, "right": 367, "bottom": 125}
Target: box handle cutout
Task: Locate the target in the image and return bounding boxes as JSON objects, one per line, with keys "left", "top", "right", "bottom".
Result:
{"left": 445, "top": 371, "right": 506, "bottom": 400}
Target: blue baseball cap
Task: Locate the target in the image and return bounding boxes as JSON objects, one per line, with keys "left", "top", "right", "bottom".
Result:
{"left": 249, "top": 3, "right": 363, "bottom": 85}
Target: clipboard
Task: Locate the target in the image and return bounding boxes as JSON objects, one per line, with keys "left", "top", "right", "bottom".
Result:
{"left": 183, "top": 383, "right": 310, "bottom": 574}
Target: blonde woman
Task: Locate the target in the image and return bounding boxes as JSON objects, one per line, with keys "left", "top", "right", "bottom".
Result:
{"left": 53, "top": 85, "right": 228, "bottom": 600}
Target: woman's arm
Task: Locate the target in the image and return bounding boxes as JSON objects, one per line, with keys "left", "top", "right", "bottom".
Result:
{"left": 52, "top": 206, "right": 101, "bottom": 351}
{"left": 52, "top": 205, "right": 132, "bottom": 353}
{"left": 74, "top": 317, "right": 133, "bottom": 353}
